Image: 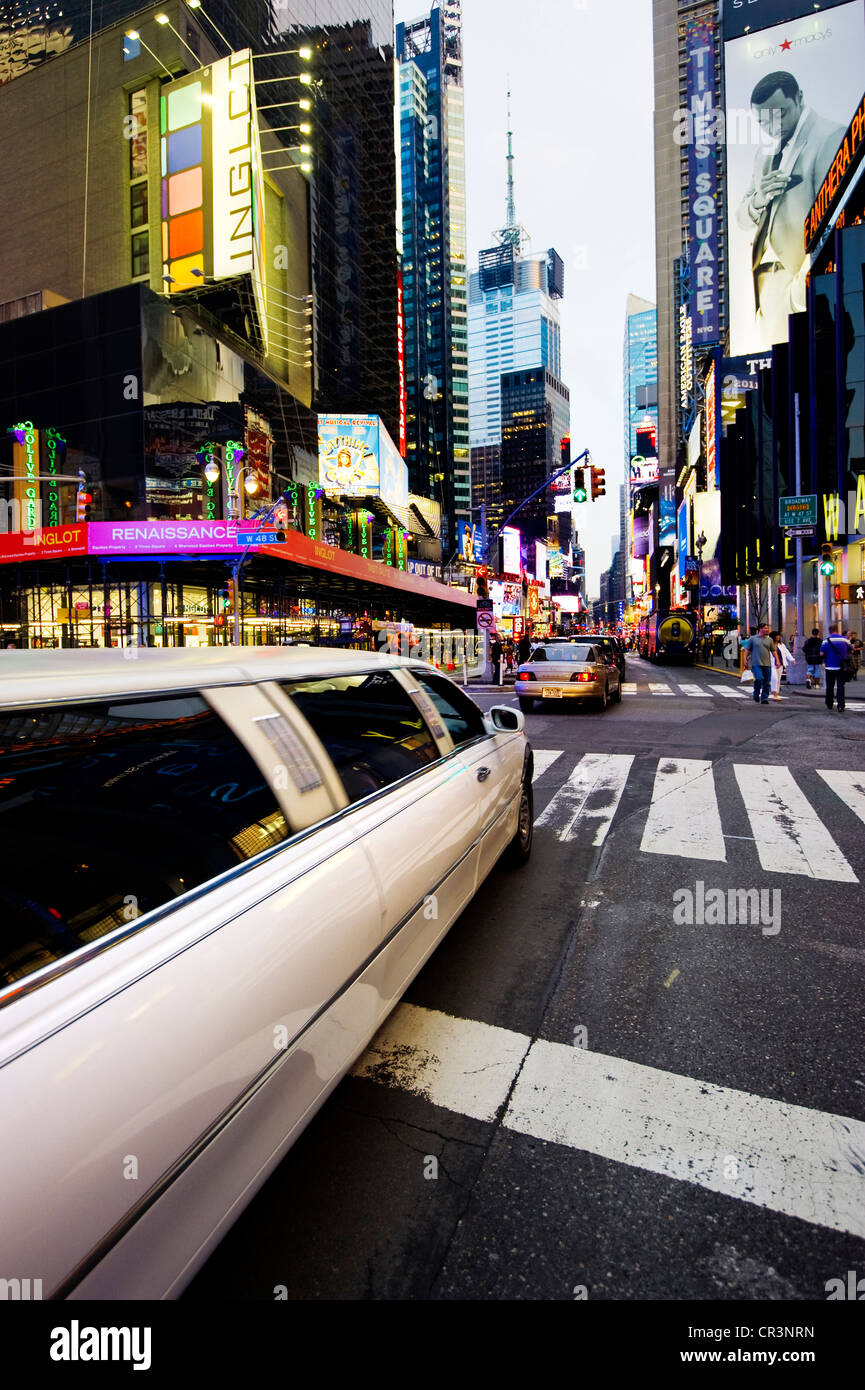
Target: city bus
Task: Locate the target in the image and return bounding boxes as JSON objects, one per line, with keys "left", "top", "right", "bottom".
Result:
{"left": 637, "top": 610, "right": 697, "bottom": 663}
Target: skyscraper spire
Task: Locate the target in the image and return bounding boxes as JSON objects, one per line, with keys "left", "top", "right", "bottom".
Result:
{"left": 497, "top": 86, "right": 524, "bottom": 251}
{"left": 506, "top": 88, "right": 516, "bottom": 236}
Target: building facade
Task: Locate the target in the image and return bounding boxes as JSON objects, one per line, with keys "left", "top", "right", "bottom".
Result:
{"left": 396, "top": 1, "right": 468, "bottom": 554}
{"left": 468, "top": 245, "right": 566, "bottom": 541}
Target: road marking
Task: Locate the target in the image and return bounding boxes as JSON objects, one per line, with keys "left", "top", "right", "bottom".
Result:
{"left": 353, "top": 1003, "right": 528, "bottom": 1122}
{"left": 734, "top": 765, "right": 858, "bottom": 882}
{"left": 621, "top": 682, "right": 638, "bottom": 695}
{"left": 649, "top": 683, "right": 675, "bottom": 695}
{"left": 677, "top": 684, "right": 711, "bottom": 697}
{"left": 664, "top": 969, "right": 680, "bottom": 988}
{"left": 534, "top": 753, "right": 634, "bottom": 845}
{"left": 531, "top": 749, "right": 564, "bottom": 782}
{"left": 640, "top": 758, "right": 726, "bottom": 862}
{"left": 710, "top": 684, "right": 749, "bottom": 699}
{"left": 817, "top": 770, "right": 865, "bottom": 828}
{"left": 355, "top": 1004, "right": 865, "bottom": 1239}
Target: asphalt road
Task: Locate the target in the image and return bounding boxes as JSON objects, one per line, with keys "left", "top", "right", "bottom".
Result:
{"left": 185, "top": 656, "right": 865, "bottom": 1302}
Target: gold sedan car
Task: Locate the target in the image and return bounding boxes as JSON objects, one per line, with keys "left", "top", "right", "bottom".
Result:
{"left": 516, "top": 641, "right": 622, "bottom": 713}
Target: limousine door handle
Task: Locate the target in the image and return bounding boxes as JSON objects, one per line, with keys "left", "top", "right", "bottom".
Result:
{"left": 476, "top": 766, "right": 491, "bottom": 782}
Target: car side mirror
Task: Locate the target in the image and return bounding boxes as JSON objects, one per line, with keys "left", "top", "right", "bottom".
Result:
{"left": 488, "top": 705, "right": 524, "bottom": 733}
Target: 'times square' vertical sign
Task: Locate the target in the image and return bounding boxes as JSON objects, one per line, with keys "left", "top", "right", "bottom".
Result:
{"left": 685, "top": 17, "right": 720, "bottom": 346}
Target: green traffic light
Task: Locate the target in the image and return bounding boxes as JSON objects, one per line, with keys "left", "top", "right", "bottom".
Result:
{"left": 820, "top": 560, "right": 835, "bottom": 577}
{"left": 574, "top": 486, "right": 587, "bottom": 503}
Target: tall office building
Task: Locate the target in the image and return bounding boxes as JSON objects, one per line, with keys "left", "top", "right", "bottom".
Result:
{"left": 396, "top": 1, "right": 468, "bottom": 554}
{"left": 623, "top": 294, "right": 658, "bottom": 461}
{"left": 283, "top": 5, "right": 400, "bottom": 441}
{"left": 468, "top": 102, "right": 567, "bottom": 542}
{"left": 651, "top": 0, "right": 724, "bottom": 564}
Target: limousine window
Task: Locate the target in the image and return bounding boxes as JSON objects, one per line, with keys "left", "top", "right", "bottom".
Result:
{"left": 283, "top": 672, "right": 439, "bottom": 803}
{"left": 0, "top": 695, "right": 289, "bottom": 992}
{"left": 411, "top": 671, "right": 487, "bottom": 747}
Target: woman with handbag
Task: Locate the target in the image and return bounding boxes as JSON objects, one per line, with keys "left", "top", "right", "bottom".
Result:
{"left": 770, "top": 631, "right": 793, "bottom": 700}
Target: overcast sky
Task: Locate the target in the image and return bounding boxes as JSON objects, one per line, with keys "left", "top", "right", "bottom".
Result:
{"left": 394, "top": 0, "right": 656, "bottom": 595}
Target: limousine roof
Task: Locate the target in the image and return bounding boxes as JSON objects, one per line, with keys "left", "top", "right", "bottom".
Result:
{"left": 0, "top": 646, "right": 419, "bottom": 708}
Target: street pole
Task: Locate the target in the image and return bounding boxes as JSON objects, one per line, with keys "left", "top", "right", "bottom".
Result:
{"left": 794, "top": 392, "right": 804, "bottom": 644}
{"left": 230, "top": 491, "right": 290, "bottom": 647}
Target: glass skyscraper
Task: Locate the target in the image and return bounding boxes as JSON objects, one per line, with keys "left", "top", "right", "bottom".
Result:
{"left": 468, "top": 235, "right": 567, "bottom": 540}
{"left": 623, "top": 294, "right": 658, "bottom": 461}
{"left": 397, "top": 1, "right": 468, "bottom": 553}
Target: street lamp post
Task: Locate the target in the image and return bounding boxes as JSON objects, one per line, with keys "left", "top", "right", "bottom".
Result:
{"left": 202, "top": 456, "right": 263, "bottom": 645}
{"left": 695, "top": 529, "right": 707, "bottom": 640}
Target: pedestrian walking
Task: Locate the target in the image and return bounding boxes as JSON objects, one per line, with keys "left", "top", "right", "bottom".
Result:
{"left": 821, "top": 627, "right": 852, "bottom": 711}
{"left": 517, "top": 630, "right": 532, "bottom": 664}
{"left": 743, "top": 624, "right": 776, "bottom": 705}
{"left": 491, "top": 635, "right": 503, "bottom": 685}
{"left": 770, "top": 630, "right": 792, "bottom": 699}
{"left": 803, "top": 628, "right": 823, "bottom": 688}
{"left": 844, "top": 631, "right": 861, "bottom": 679}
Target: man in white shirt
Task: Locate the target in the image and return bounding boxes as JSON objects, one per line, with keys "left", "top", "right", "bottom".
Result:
{"left": 738, "top": 72, "right": 845, "bottom": 352}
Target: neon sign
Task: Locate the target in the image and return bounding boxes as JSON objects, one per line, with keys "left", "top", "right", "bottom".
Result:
{"left": 45, "top": 427, "right": 66, "bottom": 527}
{"left": 13, "top": 420, "right": 40, "bottom": 530}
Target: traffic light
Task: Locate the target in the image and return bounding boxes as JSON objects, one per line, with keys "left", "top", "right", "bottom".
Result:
{"left": 560, "top": 435, "right": 570, "bottom": 470}
{"left": 573, "top": 468, "right": 588, "bottom": 503}
{"left": 591, "top": 466, "right": 606, "bottom": 500}
{"left": 227, "top": 578, "right": 238, "bottom": 612}
{"left": 820, "top": 543, "right": 835, "bottom": 577}
{"left": 475, "top": 567, "right": 489, "bottom": 599}
{"left": 76, "top": 491, "right": 92, "bottom": 522}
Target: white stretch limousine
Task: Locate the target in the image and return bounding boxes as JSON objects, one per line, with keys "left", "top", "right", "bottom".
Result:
{"left": 0, "top": 647, "right": 533, "bottom": 1299}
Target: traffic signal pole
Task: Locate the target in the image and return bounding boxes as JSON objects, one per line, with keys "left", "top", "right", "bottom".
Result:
{"left": 482, "top": 447, "right": 591, "bottom": 565}
{"left": 230, "top": 490, "right": 291, "bottom": 646}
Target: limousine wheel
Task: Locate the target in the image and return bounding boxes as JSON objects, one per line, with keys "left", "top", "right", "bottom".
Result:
{"left": 504, "top": 775, "right": 533, "bottom": 867}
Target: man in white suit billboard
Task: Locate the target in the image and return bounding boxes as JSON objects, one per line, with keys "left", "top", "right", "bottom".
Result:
{"left": 737, "top": 71, "right": 844, "bottom": 352}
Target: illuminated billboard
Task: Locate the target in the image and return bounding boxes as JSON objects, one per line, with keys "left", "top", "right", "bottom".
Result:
{"left": 318, "top": 415, "right": 409, "bottom": 526}
{"left": 161, "top": 51, "right": 267, "bottom": 349}
{"left": 500, "top": 526, "right": 521, "bottom": 577}
{"left": 724, "top": 1, "right": 865, "bottom": 356}
{"left": 457, "top": 521, "right": 481, "bottom": 563}
{"left": 683, "top": 17, "right": 721, "bottom": 345}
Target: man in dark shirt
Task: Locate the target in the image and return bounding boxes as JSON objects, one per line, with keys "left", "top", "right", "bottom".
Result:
{"left": 821, "top": 628, "right": 851, "bottom": 712}
{"left": 803, "top": 629, "right": 823, "bottom": 688}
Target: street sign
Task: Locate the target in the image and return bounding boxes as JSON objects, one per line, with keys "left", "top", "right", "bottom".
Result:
{"left": 785, "top": 525, "right": 816, "bottom": 538}
{"left": 833, "top": 582, "right": 865, "bottom": 602}
{"left": 476, "top": 597, "right": 494, "bottom": 611}
{"left": 779, "top": 495, "right": 818, "bottom": 528}
{"left": 236, "top": 531, "right": 285, "bottom": 546}
{"left": 476, "top": 609, "right": 495, "bottom": 630}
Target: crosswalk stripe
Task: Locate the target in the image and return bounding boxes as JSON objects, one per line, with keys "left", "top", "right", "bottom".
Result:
{"left": 621, "top": 682, "right": 638, "bottom": 695}
{"left": 734, "top": 765, "right": 858, "bottom": 882}
{"left": 648, "top": 683, "right": 674, "bottom": 695}
{"left": 531, "top": 749, "right": 564, "bottom": 782}
{"left": 710, "top": 683, "right": 749, "bottom": 699}
{"left": 640, "top": 758, "right": 726, "bottom": 861}
{"left": 817, "top": 770, "right": 865, "bottom": 827}
{"left": 534, "top": 753, "right": 634, "bottom": 845}
{"left": 677, "top": 684, "right": 711, "bottom": 697}
{"left": 355, "top": 1003, "right": 865, "bottom": 1239}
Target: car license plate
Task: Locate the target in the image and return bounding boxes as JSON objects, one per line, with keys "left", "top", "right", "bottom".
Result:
{"left": 542, "top": 687, "right": 562, "bottom": 698}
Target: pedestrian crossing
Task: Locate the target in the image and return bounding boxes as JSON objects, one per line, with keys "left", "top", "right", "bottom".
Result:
{"left": 532, "top": 752, "right": 865, "bottom": 882}
{"left": 353, "top": 1003, "right": 865, "bottom": 1240}
{"left": 615, "top": 676, "right": 865, "bottom": 702}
